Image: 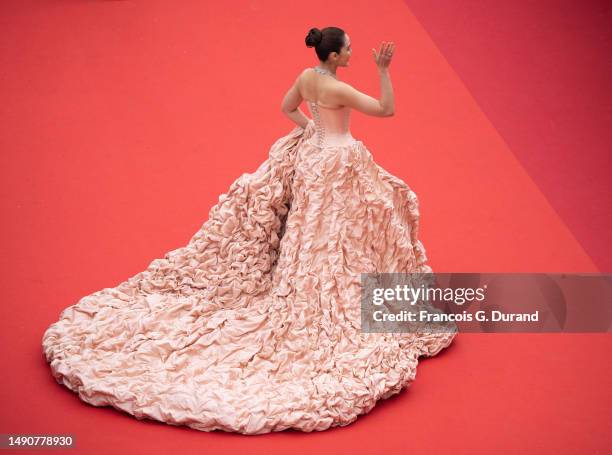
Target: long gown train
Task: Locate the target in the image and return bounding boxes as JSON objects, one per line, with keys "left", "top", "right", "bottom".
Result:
{"left": 42, "top": 116, "right": 457, "bottom": 435}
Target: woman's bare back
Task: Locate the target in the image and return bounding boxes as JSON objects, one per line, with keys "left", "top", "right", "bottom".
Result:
{"left": 298, "top": 68, "right": 393, "bottom": 117}
{"left": 299, "top": 68, "right": 345, "bottom": 109}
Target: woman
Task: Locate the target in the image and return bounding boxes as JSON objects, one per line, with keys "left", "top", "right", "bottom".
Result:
{"left": 42, "top": 26, "right": 456, "bottom": 435}
{"left": 281, "top": 28, "right": 395, "bottom": 130}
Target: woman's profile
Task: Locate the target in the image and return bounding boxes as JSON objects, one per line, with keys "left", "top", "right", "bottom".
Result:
{"left": 42, "top": 25, "right": 457, "bottom": 435}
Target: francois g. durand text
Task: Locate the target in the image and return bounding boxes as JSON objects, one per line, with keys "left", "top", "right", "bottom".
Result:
{"left": 372, "top": 309, "right": 540, "bottom": 323}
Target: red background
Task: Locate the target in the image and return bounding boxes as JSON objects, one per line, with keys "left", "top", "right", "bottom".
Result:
{"left": 1, "top": 0, "right": 610, "bottom": 454}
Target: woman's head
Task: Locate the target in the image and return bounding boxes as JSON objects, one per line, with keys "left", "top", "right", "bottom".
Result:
{"left": 305, "top": 27, "right": 351, "bottom": 66}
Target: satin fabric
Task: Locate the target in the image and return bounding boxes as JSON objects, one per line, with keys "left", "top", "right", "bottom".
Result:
{"left": 42, "top": 115, "right": 457, "bottom": 434}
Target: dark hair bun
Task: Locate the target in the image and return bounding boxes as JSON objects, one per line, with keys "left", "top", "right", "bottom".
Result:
{"left": 305, "top": 28, "right": 323, "bottom": 48}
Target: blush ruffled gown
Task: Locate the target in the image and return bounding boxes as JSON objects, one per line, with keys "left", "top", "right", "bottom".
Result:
{"left": 42, "top": 98, "right": 457, "bottom": 434}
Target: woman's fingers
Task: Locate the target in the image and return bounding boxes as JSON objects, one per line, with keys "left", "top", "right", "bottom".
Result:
{"left": 374, "top": 41, "right": 395, "bottom": 66}
{"left": 380, "top": 42, "right": 393, "bottom": 58}
{"left": 380, "top": 44, "right": 387, "bottom": 61}
{"left": 383, "top": 42, "right": 395, "bottom": 60}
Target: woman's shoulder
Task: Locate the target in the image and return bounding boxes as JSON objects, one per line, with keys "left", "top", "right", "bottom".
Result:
{"left": 300, "top": 67, "right": 315, "bottom": 78}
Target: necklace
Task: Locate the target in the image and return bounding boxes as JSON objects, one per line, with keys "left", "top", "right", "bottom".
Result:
{"left": 313, "top": 66, "right": 337, "bottom": 79}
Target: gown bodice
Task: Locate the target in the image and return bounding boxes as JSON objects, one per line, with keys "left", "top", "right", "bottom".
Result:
{"left": 305, "top": 97, "right": 356, "bottom": 149}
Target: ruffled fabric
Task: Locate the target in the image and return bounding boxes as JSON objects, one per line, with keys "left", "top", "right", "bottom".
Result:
{"left": 42, "top": 119, "right": 457, "bottom": 434}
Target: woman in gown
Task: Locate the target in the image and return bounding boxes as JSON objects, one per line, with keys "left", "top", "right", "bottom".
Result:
{"left": 42, "top": 26, "right": 457, "bottom": 435}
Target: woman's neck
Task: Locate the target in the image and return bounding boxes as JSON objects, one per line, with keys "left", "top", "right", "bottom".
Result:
{"left": 316, "top": 62, "right": 338, "bottom": 77}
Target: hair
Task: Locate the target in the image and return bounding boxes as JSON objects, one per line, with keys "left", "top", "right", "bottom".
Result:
{"left": 305, "top": 26, "right": 346, "bottom": 62}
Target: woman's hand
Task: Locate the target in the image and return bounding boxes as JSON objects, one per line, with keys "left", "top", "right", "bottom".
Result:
{"left": 372, "top": 41, "right": 395, "bottom": 70}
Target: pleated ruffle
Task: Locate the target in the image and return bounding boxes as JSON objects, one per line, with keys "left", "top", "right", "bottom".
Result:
{"left": 42, "top": 120, "right": 456, "bottom": 434}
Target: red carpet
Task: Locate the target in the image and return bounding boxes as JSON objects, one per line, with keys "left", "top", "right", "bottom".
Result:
{"left": 1, "top": 1, "right": 609, "bottom": 453}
